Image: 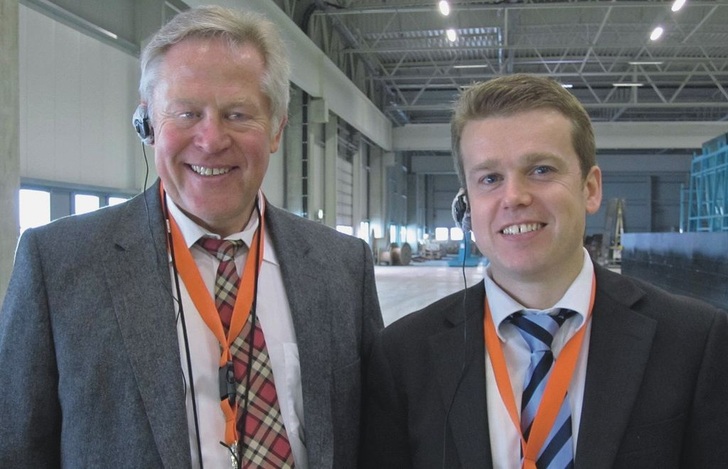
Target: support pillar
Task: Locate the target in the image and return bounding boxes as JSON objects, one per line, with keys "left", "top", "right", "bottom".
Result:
{"left": 0, "top": 0, "right": 20, "bottom": 304}
{"left": 323, "top": 115, "right": 338, "bottom": 228}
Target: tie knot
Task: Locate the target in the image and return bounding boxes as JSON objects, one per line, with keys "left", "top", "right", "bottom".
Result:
{"left": 197, "top": 237, "right": 245, "bottom": 262}
{"left": 508, "top": 309, "right": 575, "bottom": 352}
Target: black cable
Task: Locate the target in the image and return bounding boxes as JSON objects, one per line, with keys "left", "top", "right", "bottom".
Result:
{"left": 162, "top": 190, "right": 205, "bottom": 469}
{"left": 442, "top": 233, "right": 470, "bottom": 468}
{"left": 460, "top": 235, "right": 470, "bottom": 356}
{"left": 139, "top": 142, "right": 204, "bottom": 467}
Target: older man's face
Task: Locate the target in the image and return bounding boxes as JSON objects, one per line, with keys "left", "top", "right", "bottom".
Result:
{"left": 152, "top": 37, "right": 283, "bottom": 237}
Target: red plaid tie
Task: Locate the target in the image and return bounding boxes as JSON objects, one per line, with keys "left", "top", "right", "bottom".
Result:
{"left": 198, "top": 237, "right": 295, "bottom": 468}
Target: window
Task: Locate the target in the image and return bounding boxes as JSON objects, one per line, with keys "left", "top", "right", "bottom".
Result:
{"left": 336, "top": 225, "right": 354, "bottom": 236}
{"left": 19, "top": 189, "right": 51, "bottom": 234}
{"left": 358, "top": 221, "right": 370, "bottom": 243}
{"left": 450, "top": 227, "right": 464, "bottom": 241}
{"left": 74, "top": 194, "right": 100, "bottom": 215}
{"left": 18, "top": 182, "right": 136, "bottom": 233}
{"left": 108, "top": 196, "right": 128, "bottom": 206}
{"left": 434, "top": 227, "right": 449, "bottom": 241}
{"left": 406, "top": 228, "right": 417, "bottom": 246}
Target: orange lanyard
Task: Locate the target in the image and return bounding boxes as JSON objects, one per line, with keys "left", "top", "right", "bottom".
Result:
{"left": 161, "top": 185, "right": 265, "bottom": 445}
{"left": 483, "top": 275, "right": 595, "bottom": 469}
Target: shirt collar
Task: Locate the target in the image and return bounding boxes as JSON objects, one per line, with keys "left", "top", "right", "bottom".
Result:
{"left": 484, "top": 248, "right": 594, "bottom": 340}
{"left": 165, "top": 191, "right": 266, "bottom": 251}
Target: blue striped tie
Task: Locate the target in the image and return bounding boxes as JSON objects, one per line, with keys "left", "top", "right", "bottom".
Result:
{"left": 509, "top": 309, "right": 575, "bottom": 469}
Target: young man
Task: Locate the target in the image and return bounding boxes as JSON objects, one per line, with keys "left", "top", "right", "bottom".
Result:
{"left": 0, "top": 6, "right": 382, "bottom": 468}
{"left": 362, "top": 74, "right": 728, "bottom": 468}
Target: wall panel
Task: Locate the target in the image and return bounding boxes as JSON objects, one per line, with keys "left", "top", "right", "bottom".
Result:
{"left": 20, "top": 5, "right": 142, "bottom": 191}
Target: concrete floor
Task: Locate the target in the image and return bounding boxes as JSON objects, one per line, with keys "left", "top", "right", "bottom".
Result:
{"left": 374, "top": 258, "right": 487, "bottom": 326}
{"left": 374, "top": 257, "right": 622, "bottom": 326}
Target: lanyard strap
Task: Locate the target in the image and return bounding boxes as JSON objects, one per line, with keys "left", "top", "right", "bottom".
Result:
{"left": 483, "top": 275, "right": 595, "bottom": 468}
{"left": 161, "top": 185, "right": 265, "bottom": 445}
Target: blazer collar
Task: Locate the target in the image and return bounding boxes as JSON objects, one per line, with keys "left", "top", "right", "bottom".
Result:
{"left": 430, "top": 282, "right": 494, "bottom": 468}
{"left": 264, "top": 206, "right": 334, "bottom": 467}
{"left": 105, "top": 180, "right": 191, "bottom": 467}
{"left": 434, "top": 269, "right": 657, "bottom": 469}
{"left": 575, "top": 265, "right": 657, "bottom": 468}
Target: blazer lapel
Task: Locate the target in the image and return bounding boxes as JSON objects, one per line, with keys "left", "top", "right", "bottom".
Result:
{"left": 104, "top": 182, "right": 191, "bottom": 468}
{"left": 264, "top": 206, "right": 334, "bottom": 467}
{"left": 575, "top": 266, "right": 657, "bottom": 469}
{"left": 429, "top": 282, "right": 493, "bottom": 468}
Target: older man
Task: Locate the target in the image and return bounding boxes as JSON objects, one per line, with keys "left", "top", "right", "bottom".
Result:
{"left": 0, "top": 6, "right": 382, "bottom": 468}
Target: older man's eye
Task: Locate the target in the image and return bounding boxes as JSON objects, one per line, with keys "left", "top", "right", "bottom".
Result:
{"left": 480, "top": 173, "right": 501, "bottom": 185}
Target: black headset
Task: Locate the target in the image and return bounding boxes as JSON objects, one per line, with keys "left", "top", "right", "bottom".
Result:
{"left": 133, "top": 104, "right": 155, "bottom": 145}
{"left": 443, "top": 187, "right": 473, "bottom": 467}
{"left": 451, "top": 188, "right": 471, "bottom": 233}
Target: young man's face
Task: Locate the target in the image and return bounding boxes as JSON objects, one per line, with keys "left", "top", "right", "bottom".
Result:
{"left": 461, "top": 108, "right": 602, "bottom": 291}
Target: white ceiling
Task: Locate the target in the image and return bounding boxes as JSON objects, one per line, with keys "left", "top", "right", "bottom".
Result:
{"left": 277, "top": 0, "right": 728, "bottom": 127}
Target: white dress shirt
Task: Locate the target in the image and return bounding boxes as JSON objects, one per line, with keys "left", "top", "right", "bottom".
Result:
{"left": 485, "top": 249, "right": 594, "bottom": 469}
{"left": 166, "top": 194, "right": 308, "bottom": 469}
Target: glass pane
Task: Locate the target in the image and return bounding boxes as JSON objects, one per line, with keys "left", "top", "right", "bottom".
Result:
{"left": 74, "top": 194, "right": 100, "bottom": 215}
{"left": 435, "top": 227, "right": 449, "bottom": 241}
{"left": 358, "top": 221, "right": 370, "bottom": 243}
{"left": 336, "top": 225, "right": 354, "bottom": 236}
{"left": 406, "top": 228, "right": 417, "bottom": 246}
{"left": 108, "top": 196, "right": 128, "bottom": 206}
{"left": 19, "top": 189, "right": 51, "bottom": 233}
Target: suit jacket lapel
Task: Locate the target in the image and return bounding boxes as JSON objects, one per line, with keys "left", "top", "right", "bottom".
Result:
{"left": 430, "top": 282, "right": 493, "bottom": 468}
{"left": 104, "top": 182, "right": 191, "bottom": 468}
{"left": 427, "top": 267, "right": 656, "bottom": 468}
{"left": 575, "top": 266, "right": 657, "bottom": 469}
{"left": 264, "top": 205, "right": 334, "bottom": 467}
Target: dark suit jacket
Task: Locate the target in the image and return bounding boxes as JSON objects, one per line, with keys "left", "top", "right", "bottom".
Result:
{"left": 361, "top": 265, "right": 728, "bottom": 468}
{"left": 0, "top": 180, "right": 383, "bottom": 468}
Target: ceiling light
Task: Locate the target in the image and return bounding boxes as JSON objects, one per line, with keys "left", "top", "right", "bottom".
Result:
{"left": 671, "top": 0, "right": 686, "bottom": 12}
{"left": 438, "top": 1, "right": 451, "bottom": 16}
{"left": 612, "top": 83, "right": 644, "bottom": 87}
{"left": 446, "top": 29, "right": 457, "bottom": 42}
{"left": 628, "top": 61, "right": 664, "bottom": 66}
{"left": 453, "top": 64, "right": 488, "bottom": 69}
{"left": 561, "top": 83, "right": 574, "bottom": 89}
{"left": 650, "top": 26, "right": 664, "bottom": 41}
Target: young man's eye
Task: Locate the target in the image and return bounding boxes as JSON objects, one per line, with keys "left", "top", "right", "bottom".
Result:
{"left": 480, "top": 174, "right": 500, "bottom": 185}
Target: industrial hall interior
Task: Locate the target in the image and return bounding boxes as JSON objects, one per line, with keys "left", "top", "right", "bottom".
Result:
{"left": 1, "top": 0, "right": 727, "bottom": 322}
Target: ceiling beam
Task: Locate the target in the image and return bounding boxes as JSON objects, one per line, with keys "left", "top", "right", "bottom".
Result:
{"left": 312, "top": 1, "right": 722, "bottom": 16}
{"left": 394, "top": 122, "right": 728, "bottom": 151}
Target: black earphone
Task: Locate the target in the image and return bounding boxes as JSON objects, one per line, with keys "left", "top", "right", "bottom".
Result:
{"left": 133, "top": 104, "right": 155, "bottom": 145}
{"left": 443, "top": 188, "right": 473, "bottom": 467}
{"left": 452, "top": 188, "right": 472, "bottom": 233}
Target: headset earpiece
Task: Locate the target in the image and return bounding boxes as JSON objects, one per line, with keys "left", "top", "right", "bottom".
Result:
{"left": 132, "top": 104, "right": 154, "bottom": 145}
{"left": 452, "top": 189, "right": 471, "bottom": 233}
